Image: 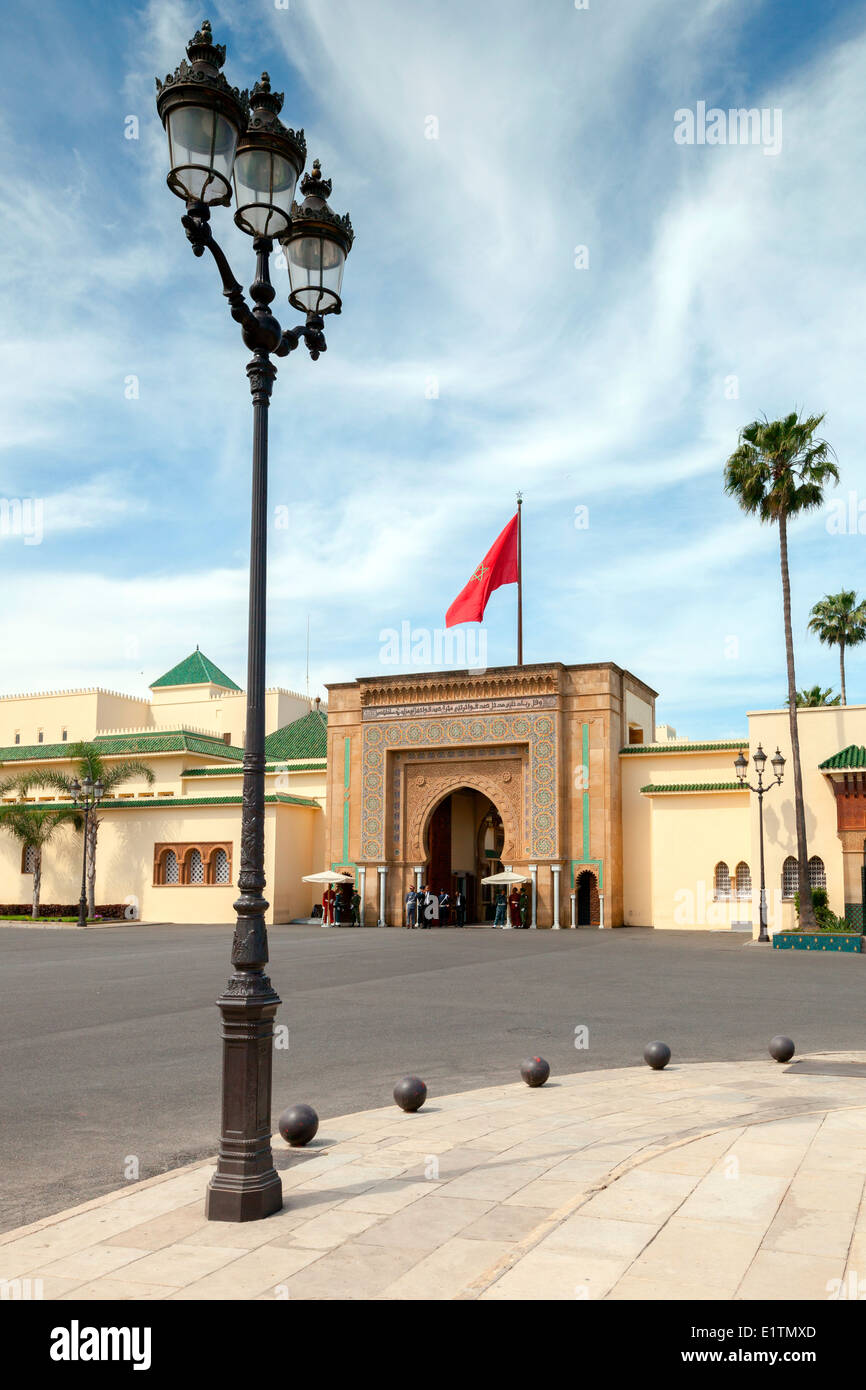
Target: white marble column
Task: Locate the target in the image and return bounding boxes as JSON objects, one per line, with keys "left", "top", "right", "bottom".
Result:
{"left": 377, "top": 865, "right": 388, "bottom": 928}
{"left": 413, "top": 865, "right": 423, "bottom": 891}
{"left": 529, "top": 865, "right": 538, "bottom": 929}
{"left": 551, "top": 865, "right": 561, "bottom": 929}
{"left": 598, "top": 892, "right": 605, "bottom": 929}
{"left": 359, "top": 866, "right": 366, "bottom": 927}
{"left": 570, "top": 889, "right": 576, "bottom": 929}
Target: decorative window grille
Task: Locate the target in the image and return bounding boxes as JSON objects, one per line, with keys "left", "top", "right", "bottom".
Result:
{"left": 808, "top": 856, "right": 826, "bottom": 890}
{"left": 187, "top": 849, "right": 204, "bottom": 884}
{"left": 735, "top": 862, "right": 751, "bottom": 898}
{"left": 714, "top": 862, "right": 731, "bottom": 900}
{"left": 212, "top": 848, "right": 230, "bottom": 884}
{"left": 163, "top": 850, "right": 179, "bottom": 884}
{"left": 23, "top": 845, "right": 37, "bottom": 874}
{"left": 781, "top": 856, "right": 798, "bottom": 899}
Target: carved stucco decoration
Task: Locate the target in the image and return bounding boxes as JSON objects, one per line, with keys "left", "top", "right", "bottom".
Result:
{"left": 360, "top": 709, "right": 558, "bottom": 861}
{"left": 403, "top": 758, "right": 524, "bottom": 865}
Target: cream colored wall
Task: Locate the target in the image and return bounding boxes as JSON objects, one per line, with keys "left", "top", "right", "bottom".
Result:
{"left": 624, "top": 689, "right": 653, "bottom": 744}
{"left": 0, "top": 800, "right": 324, "bottom": 925}
{"left": 270, "top": 804, "right": 322, "bottom": 923}
{"left": 746, "top": 704, "right": 866, "bottom": 931}
{"left": 645, "top": 791, "right": 751, "bottom": 930}
{"left": 621, "top": 746, "right": 750, "bottom": 929}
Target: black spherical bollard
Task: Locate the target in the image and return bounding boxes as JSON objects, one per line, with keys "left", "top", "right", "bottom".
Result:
{"left": 644, "top": 1041, "right": 671, "bottom": 1071}
{"left": 769, "top": 1035, "right": 795, "bottom": 1063}
{"left": 278, "top": 1103, "right": 319, "bottom": 1148}
{"left": 394, "top": 1076, "right": 427, "bottom": 1112}
{"left": 520, "top": 1056, "right": 550, "bottom": 1087}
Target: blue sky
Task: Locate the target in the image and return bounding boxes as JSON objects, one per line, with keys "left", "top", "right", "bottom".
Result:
{"left": 1, "top": 0, "right": 865, "bottom": 738}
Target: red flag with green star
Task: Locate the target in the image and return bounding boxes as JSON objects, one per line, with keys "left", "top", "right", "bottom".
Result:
{"left": 445, "top": 513, "right": 519, "bottom": 628}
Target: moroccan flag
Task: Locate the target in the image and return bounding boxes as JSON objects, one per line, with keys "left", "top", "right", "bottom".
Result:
{"left": 445, "top": 513, "right": 519, "bottom": 627}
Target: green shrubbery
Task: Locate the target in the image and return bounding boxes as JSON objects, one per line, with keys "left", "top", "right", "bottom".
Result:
{"left": 793, "top": 887, "right": 855, "bottom": 932}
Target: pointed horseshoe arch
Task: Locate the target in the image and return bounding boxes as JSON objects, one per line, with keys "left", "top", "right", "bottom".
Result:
{"left": 407, "top": 770, "right": 522, "bottom": 867}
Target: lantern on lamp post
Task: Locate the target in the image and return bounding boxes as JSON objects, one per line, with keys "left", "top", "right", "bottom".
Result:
{"left": 735, "top": 744, "right": 786, "bottom": 943}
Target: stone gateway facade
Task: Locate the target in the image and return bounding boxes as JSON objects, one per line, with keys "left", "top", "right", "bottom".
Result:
{"left": 324, "top": 662, "right": 657, "bottom": 928}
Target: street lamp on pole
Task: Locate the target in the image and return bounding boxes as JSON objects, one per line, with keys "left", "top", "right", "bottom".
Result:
{"left": 735, "top": 744, "right": 785, "bottom": 943}
{"left": 155, "top": 21, "right": 354, "bottom": 1223}
{"left": 70, "top": 775, "right": 103, "bottom": 929}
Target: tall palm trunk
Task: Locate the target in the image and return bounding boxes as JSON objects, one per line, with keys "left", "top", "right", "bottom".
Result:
{"left": 86, "top": 818, "right": 98, "bottom": 919}
{"left": 779, "top": 511, "right": 816, "bottom": 930}
{"left": 32, "top": 847, "right": 42, "bottom": 920}
{"left": 839, "top": 638, "right": 847, "bottom": 706}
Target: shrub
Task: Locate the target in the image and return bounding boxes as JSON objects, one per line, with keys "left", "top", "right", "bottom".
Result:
{"left": 793, "top": 888, "right": 857, "bottom": 931}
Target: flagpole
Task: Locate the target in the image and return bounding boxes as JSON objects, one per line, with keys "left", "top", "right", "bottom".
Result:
{"left": 516, "top": 491, "right": 523, "bottom": 666}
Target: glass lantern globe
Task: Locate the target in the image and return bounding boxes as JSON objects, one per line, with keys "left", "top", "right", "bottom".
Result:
{"left": 233, "top": 74, "right": 306, "bottom": 239}
{"left": 281, "top": 160, "right": 354, "bottom": 315}
{"left": 155, "top": 21, "right": 246, "bottom": 207}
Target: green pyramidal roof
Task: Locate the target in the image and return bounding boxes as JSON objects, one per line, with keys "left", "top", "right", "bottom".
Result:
{"left": 819, "top": 745, "right": 866, "bottom": 770}
{"left": 150, "top": 649, "right": 241, "bottom": 692}
{"left": 264, "top": 707, "right": 327, "bottom": 761}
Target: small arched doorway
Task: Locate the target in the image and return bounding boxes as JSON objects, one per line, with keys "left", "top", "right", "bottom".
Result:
{"left": 576, "top": 869, "right": 599, "bottom": 927}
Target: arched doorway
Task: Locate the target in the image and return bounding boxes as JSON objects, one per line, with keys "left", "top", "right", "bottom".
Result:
{"left": 576, "top": 869, "right": 599, "bottom": 927}
{"left": 424, "top": 787, "right": 506, "bottom": 923}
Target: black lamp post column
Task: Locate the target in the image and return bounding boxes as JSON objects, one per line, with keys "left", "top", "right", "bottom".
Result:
{"left": 156, "top": 23, "right": 353, "bottom": 1225}
{"left": 735, "top": 745, "right": 785, "bottom": 943}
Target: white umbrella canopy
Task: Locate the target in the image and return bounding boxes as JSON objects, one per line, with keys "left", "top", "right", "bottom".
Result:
{"left": 480, "top": 870, "right": 529, "bottom": 885}
{"left": 302, "top": 870, "right": 355, "bottom": 884}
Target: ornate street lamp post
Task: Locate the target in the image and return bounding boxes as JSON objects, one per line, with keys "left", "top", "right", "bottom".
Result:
{"left": 155, "top": 21, "right": 354, "bottom": 1222}
{"left": 735, "top": 744, "right": 785, "bottom": 943}
{"left": 70, "top": 776, "right": 103, "bottom": 929}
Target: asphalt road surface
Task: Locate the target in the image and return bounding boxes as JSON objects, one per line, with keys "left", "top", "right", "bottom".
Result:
{"left": 1, "top": 922, "right": 863, "bottom": 1232}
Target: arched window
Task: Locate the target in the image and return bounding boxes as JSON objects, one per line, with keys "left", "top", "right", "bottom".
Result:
{"left": 714, "top": 862, "right": 731, "bottom": 900}
{"left": 185, "top": 849, "right": 204, "bottom": 885}
{"left": 782, "top": 856, "right": 798, "bottom": 899}
{"left": 808, "top": 856, "right": 826, "bottom": 889}
{"left": 22, "top": 844, "right": 37, "bottom": 874}
{"left": 161, "top": 849, "right": 179, "bottom": 885}
{"left": 735, "top": 862, "right": 751, "bottom": 899}
{"left": 210, "top": 847, "right": 230, "bottom": 885}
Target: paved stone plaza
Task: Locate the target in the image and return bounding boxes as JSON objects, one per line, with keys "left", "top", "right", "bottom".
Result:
{"left": 2, "top": 924, "right": 866, "bottom": 1233}
{"left": 2, "top": 1052, "right": 865, "bottom": 1301}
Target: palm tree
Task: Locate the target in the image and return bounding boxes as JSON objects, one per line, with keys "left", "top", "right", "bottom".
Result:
{"left": 32, "top": 743, "right": 154, "bottom": 917}
{"left": 793, "top": 685, "right": 841, "bottom": 707}
{"left": 0, "top": 777, "right": 79, "bottom": 919}
{"left": 807, "top": 589, "right": 866, "bottom": 705}
{"left": 725, "top": 411, "right": 839, "bottom": 932}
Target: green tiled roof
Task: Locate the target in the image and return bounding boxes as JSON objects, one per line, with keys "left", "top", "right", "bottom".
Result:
{"left": 640, "top": 782, "right": 745, "bottom": 794}
{"left": 264, "top": 708, "right": 327, "bottom": 761}
{"left": 6, "top": 793, "right": 320, "bottom": 811}
{"left": 182, "top": 762, "right": 325, "bottom": 777}
{"left": 819, "top": 745, "right": 866, "bottom": 770}
{"left": 150, "top": 649, "right": 241, "bottom": 691}
{"left": 622, "top": 741, "right": 748, "bottom": 755}
{"left": 0, "top": 731, "right": 244, "bottom": 764}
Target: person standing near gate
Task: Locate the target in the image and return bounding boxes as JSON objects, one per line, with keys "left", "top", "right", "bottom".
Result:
{"left": 420, "top": 884, "right": 439, "bottom": 928}
{"left": 438, "top": 888, "right": 450, "bottom": 926}
{"left": 519, "top": 884, "right": 529, "bottom": 928}
{"left": 351, "top": 887, "right": 361, "bottom": 926}
{"left": 455, "top": 887, "right": 466, "bottom": 927}
{"left": 322, "top": 883, "right": 335, "bottom": 926}
{"left": 405, "top": 886, "right": 417, "bottom": 929}
{"left": 508, "top": 886, "right": 521, "bottom": 928}
{"left": 493, "top": 888, "right": 507, "bottom": 928}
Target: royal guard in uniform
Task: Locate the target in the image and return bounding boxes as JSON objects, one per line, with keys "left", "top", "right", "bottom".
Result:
{"left": 455, "top": 888, "right": 466, "bottom": 927}
{"left": 519, "top": 885, "right": 529, "bottom": 928}
{"left": 351, "top": 888, "right": 361, "bottom": 926}
{"left": 493, "top": 889, "right": 507, "bottom": 928}
{"left": 438, "top": 889, "right": 450, "bottom": 926}
{"left": 322, "top": 883, "right": 336, "bottom": 926}
{"left": 508, "top": 886, "right": 521, "bottom": 927}
{"left": 405, "top": 886, "right": 418, "bottom": 928}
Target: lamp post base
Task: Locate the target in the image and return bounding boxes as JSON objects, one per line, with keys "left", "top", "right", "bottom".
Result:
{"left": 205, "top": 1169, "right": 283, "bottom": 1223}
{"left": 205, "top": 969, "right": 283, "bottom": 1223}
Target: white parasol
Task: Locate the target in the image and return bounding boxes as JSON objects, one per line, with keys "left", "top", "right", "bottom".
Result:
{"left": 302, "top": 870, "right": 355, "bottom": 884}
{"left": 480, "top": 870, "right": 529, "bottom": 885}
